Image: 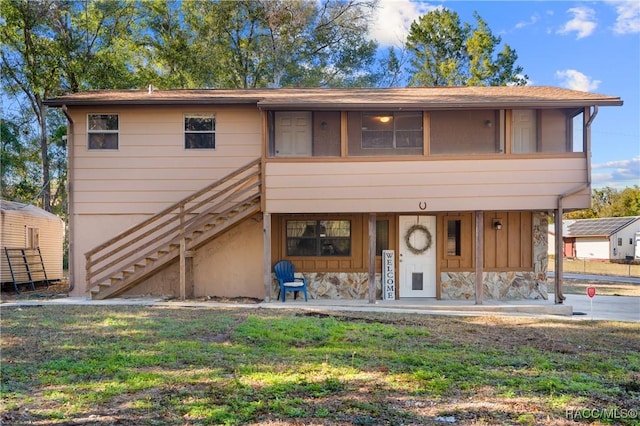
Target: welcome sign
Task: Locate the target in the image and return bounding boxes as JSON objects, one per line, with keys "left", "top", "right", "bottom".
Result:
{"left": 382, "top": 250, "right": 395, "bottom": 300}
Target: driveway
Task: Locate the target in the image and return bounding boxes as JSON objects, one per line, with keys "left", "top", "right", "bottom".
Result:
{"left": 560, "top": 293, "right": 640, "bottom": 322}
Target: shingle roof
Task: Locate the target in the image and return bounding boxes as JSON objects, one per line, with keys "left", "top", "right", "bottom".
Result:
{"left": 44, "top": 86, "right": 623, "bottom": 109}
{"left": 565, "top": 216, "right": 640, "bottom": 237}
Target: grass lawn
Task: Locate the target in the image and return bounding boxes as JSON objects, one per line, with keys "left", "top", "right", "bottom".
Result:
{"left": 1, "top": 306, "right": 639, "bottom": 425}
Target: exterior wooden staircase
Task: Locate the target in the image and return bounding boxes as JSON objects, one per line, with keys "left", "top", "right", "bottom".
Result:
{"left": 86, "top": 159, "right": 261, "bottom": 299}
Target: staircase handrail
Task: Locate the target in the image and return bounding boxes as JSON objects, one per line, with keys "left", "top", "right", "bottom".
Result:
{"left": 85, "top": 158, "right": 261, "bottom": 288}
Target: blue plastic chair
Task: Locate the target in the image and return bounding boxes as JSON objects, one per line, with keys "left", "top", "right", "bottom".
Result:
{"left": 274, "top": 260, "right": 308, "bottom": 302}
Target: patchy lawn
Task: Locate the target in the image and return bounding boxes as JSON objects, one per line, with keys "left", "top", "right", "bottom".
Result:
{"left": 1, "top": 306, "right": 638, "bottom": 425}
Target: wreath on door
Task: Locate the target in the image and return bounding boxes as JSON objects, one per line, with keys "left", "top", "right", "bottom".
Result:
{"left": 405, "top": 224, "right": 432, "bottom": 255}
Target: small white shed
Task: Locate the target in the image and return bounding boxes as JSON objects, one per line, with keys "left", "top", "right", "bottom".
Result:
{"left": 1, "top": 200, "right": 65, "bottom": 288}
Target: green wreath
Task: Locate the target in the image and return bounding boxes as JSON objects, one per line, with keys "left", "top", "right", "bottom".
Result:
{"left": 405, "top": 224, "right": 432, "bottom": 255}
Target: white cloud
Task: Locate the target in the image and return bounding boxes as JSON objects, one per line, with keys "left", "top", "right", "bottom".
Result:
{"left": 554, "top": 69, "right": 601, "bottom": 92}
{"left": 370, "top": 0, "right": 439, "bottom": 47}
{"left": 592, "top": 157, "right": 640, "bottom": 188}
{"left": 514, "top": 14, "right": 539, "bottom": 30}
{"left": 557, "top": 6, "right": 597, "bottom": 39}
{"left": 606, "top": 0, "right": 640, "bottom": 34}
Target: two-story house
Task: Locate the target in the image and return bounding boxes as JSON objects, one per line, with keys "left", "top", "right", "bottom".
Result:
{"left": 44, "top": 87, "right": 622, "bottom": 303}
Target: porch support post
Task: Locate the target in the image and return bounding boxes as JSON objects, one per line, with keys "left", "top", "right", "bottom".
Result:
{"left": 475, "top": 211, "right": 484, "bottom": 305}
{"left": 368, "top": 213, "right": 376, "bottom": 304}
{"left": 554, "top": 209, "right": 565, "bottom": 304}
{"left": 263, "top": 212, "right": 272, "bottom": 302}
{"left": 179, "top": 238, "right": 193, "bottom": 300}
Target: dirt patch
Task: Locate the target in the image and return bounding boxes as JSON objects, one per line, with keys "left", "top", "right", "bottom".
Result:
{"left": 0, "top": 279, "right": 70, "bottom": 302}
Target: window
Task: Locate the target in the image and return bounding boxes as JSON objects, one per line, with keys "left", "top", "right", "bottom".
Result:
{"left": 185, "top": 114, "right": 215, "bottom": 149}
{"left": 618, "top": 238, "right": 623, "bottom": 246}
{"left": 347, "top": 111, "right": 423, "bottom": 156}
{"left": 376, "top": 220, "right": 389, "bottom": 256}
{"left": 362, "top": 112, "right": 422, "bottom": 149}
{"left": 447, "top": 219, "right": 462, "bottom": 256}
{"left": 88, "top": 114, "right": 118, "bottom": 149}
{"left": 286, "top": 220, "right": 351, "bottom": 256}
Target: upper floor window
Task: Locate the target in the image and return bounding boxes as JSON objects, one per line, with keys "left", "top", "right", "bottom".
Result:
{"left": 185, "top": 114, "right": 215, "bottom": 149}
{"left": 88, "top": 114, "right": 118, "bottom": 150}
{"left": 361, "top": 112, "right": 422, "bottom": 149}
{"left": 286, "top": 220, "right": 351, "bottom": 256}
{"left": 347, "top": 111, "right": 423, "bottom": 156}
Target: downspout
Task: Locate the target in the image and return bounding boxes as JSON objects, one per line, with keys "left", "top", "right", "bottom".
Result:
{"left": 555, "top": 105, "right": 598, "bottom": 304}
{"left": 61, "top": 105, "right": 75, "bottom": 292}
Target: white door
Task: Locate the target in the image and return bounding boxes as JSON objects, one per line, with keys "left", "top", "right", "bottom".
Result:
{"left": 512, "top": 109, "right": 537, "bottom": 153}
{"left": 275, "top": 111, "right": 312, "bottom": 157}
{"left": 399, "top": 216, "right": 436, "bottom": 297}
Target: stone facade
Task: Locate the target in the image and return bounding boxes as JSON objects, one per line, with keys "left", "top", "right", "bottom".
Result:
{"left": 441, "top": 212, "right": 549, "bottom": 300}
{"left": 273, "top": 272, "right": 382, "bottom": 300}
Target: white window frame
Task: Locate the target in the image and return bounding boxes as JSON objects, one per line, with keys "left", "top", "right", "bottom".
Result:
{"left": 184, "top": 113, "right": 216, "bottom": 150}
{"left": 87, "top": 114, "right": 119, "bottom": 150}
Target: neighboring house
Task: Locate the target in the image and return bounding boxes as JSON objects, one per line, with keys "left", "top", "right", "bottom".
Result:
{"left": 1, "top": 200, "right": 65, "bottom": 288}
{"left": 564, "top": 216, "right": 640, "bottom": 260}
{"left": 44, "top": 86, "right": 622, "bottom": 303}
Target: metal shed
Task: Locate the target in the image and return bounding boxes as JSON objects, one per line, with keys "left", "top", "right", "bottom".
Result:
{"left": 1, "top": 200, "right": 65, "bottom": 290}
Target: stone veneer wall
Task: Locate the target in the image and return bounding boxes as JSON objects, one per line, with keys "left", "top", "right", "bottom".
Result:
{"left": 441, "top": 212, "right": 549, "bottom": 300}
{"left": 272, "top": 272, "right": 382, "bottom": 300}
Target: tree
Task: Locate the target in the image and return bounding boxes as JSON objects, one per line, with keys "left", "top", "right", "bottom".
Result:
{"left": 2, "top": 0, "right": 56, "bottom": 211}
{"left": 0, "top": 116, "right": 40, "bottom": 202}
{"left": 565, "top": 186, "right": 640, "bottom": 219}
{"left": 406, "top": 9, "right": 527, "bottom": 87}
{"left": 180, "top": 0, "right": 379, "bottom": 88}
{"left": 1, "top": 0, "right": 139, "bottom": 212}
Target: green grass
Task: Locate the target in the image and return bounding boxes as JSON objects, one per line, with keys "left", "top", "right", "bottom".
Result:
{"left": 1, "top": 306, "right": 639, "bottom": 425}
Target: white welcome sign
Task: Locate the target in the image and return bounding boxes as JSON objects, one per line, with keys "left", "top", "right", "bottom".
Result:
{"left": 382, "top": 250, "right": 395, "bottom": 300}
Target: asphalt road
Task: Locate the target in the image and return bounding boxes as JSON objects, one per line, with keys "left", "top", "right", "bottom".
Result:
{"left": 548, "top": 272, "right": 640, "bottom": 284}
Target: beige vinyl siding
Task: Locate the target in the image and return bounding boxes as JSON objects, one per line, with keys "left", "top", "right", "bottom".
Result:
{"left": 71, "top": 106, "right": 262, "bottom": 215}
{"left": 265, "top": 156, "right": 590, "bottom": 213}
{"left": 1, "top": 207, "right": 64, "bottom": 283}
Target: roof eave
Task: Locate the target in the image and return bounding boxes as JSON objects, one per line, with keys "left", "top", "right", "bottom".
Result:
{"left": 44, "top": 99, "right": 624, "bottom": 109}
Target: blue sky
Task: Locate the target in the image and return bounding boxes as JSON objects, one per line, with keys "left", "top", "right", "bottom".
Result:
{"left": 371, "top": 0, "right": 640, "bottom": 189}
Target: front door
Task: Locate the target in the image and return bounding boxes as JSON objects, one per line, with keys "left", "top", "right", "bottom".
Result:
{"left": 399, "top": 215, "right": 436, "bottom": 297}
{"left": 274, "top": 111, "right": 312, "bottom": 157}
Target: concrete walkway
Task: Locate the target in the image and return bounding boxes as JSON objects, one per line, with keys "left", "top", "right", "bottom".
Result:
{"left": 1, "top": 295, "right": 574, "bottom": 319}
{"left": 3, "top": 293, "right": 638, "bottom": 322}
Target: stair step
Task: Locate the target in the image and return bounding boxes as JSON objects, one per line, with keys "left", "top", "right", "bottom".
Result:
{"left": 88, "top": 182, "right": 262, "bottom": 299}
